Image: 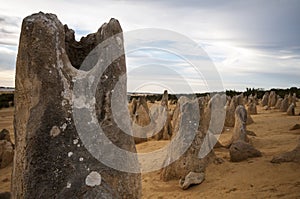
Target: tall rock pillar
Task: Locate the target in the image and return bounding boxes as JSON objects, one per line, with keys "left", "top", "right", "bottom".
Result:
{"left": 13, "top": 12, "right": 141, "bottom": 199}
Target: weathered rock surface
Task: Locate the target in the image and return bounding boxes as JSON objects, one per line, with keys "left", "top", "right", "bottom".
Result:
{"left": 0, "top": 129, "right": 14, "bottom": 169}
{"left": 161, "top": 98, "right": 204, "bottom": 181}
{"left": 230, "top": 105, "right": 261, "bottom": 162}
{"left": 136, "top": 96, "right": 150, "bottom": 117}
{"left": 161, "top": 90, "right": 168, "bottom": 108}
{"left": 290, "top": 124, "right": 300, "bottom": 131}
{"left": 236, "top": 94, "right": 244, "bottom": 106}
{"left": 132, "top": 96, "right": 150, "bottom": 144}
{"left": 274, "top": 98, "right": 283, "bottom": 109}
{"left": 225, "top": 97, "right": 236, "bottom": 127}
{"left": 179, "top": 171, "right": 205, "bottom": 190}
{"left": 0, "top": 129, "right": 11, "bottom": 143}
{"left": 246, "top": 111, "right": 254, "bottom": 125}
{"left": 13, "top": 12, "right": 141, "bottom": 199}
{"left": 271, "top": 138, "right": 300, "bottom": 163}
{"left": 261, "top": 92, "right": 269, "bottom": 107}
{"left": 0, "top": 140, "right": 14, "bottom": 168}
{"left": 247, "top": 94, "right": 258, "bottom": 106}
{"left": 225, "top": 94, "right": 245, "bottom": 127}
{"left": 268, "top": 91, "right": 277, "bottom": 107}
{"left": 288, "top": 93, "right": 293, "bottom": 105}
{"left": 229, "top": 140, "right": 262, "bottom": 162}
{"left": 153, "top": 90, "right": 172, "bottom": 140}
{"left": 292, "top": 93, "right": 297, "bottom": 107}
{"left": 280, "top": 97, "right": 289, "bottom": 112}
{"left": 287, "top": 103, "right": 295, "bottom": 116}
{"left": 264, "top": 105, "right": 270, "bottom": 110}
{"left": 152, "top": 111, "right": 172, "bottom": 141}
{"left": 203, "top": 94, "right": 226, "bottom": 150}
{"left": 161, "top": 94, "right": 225, "bottom": 184}
{"left": 247, "top": 100, "right": 257, "bottom": 115}
{"left": 129, "top": 98, "right": 137, "bottom": 119}
{"left": 231, "top": 106, "right": 248, "bottom": 142}
{"left": 160, "top": 98, "right": 214, "bottom": 182}
{"left": 246, "top": 130, "right": 257, "bottom": 137}
{"left": 171, "top": 96, "right": 190, "bottom": 136}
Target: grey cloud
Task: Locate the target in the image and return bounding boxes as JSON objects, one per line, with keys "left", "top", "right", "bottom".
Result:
{"left": 0, "top": 0, "right": 299, "bottom": 90}
{"left": 113, "top": 0, "right": 230, "bottom": 9}
{"left": 0, "top": 46, "right": 17, "bottom": 70}
{"left": 140, "top": 0, "right": 300, "bottom": 65}
{"left": 154, "top": 0, "right": 300, "bottom": 50}
{"left": 0, "top": 15, "right": 21, "bottom": 46}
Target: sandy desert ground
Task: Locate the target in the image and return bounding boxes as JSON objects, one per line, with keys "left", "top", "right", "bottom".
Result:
{"left": 1, "top": 103, "right": 300, "bottom": 198}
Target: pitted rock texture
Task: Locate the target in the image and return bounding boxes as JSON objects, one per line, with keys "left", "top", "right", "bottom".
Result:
{"left": 13, "top": 12, "right": 141, "bottom": 199}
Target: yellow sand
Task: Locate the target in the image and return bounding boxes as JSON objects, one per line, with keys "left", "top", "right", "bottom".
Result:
{"left": 1, "top": 103, "right": 300, "bottom": 198}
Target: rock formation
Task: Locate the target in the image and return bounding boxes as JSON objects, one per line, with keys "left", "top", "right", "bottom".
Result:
{"left": 129, "top": 98, "right": 137, "bottom": 119}
{"left": 203, "top": 94, "right": 226, "bottom": 150}
{"left": 261, "top": 92, "right": 269, "bottom": 107}
{"left": 229, "top": 106, "right": 261, "bottom": 162}
{"left": 225, "top": 94, "right": 254, "bottom": 127}
{"left": 243, "top": 96, "right": 248, "bottom": 105}
{"left": 292, "top": 93, "right": 297, "bottom": 107}
{"left": 230, "top": 140, "right": 262, "bottom": 162}
{"left": 287, "top": 103, "right": 295, "bottom": 116}
{"left": 161, "top": 90, "right": 168, "bottom": 108}
{"left": 253, "top": 94, "right": 258, "bottom": 105}
{"left": 248, "top": 94, "right": 258, "bottom": 106}
{"left": 247, "top": 94, "right": 253, "bottom": 103}
{"left": 171, "top": 96, "right": 190, "bottom": 136}
{"left": 268, "top": 91, "right": 277, "bottom": 107}
{"left": 13, "top": 12, "right": 141, "bottom": 198}
{"left": 136, "top": 96, "right": 149, "bottom": 115}
{"left": 275, "top": 98, "right": 283, "bottom": 109}
{"left": 132, "top": 96, "right": 150, "bottom": 144}
{"left": 290, "top": 124, "right": 300, "bottom": 131}
{"left": 0, "top": 129, "right": 12, "bottom": 143}
{"left": 153, "top": 90, "right": 172, "bottom": 140}
{"left": 247, "top": 98, "right": 257, "bottom": 124}
{"left": 161, "top": 98, "right": 206, "bottom": 182}
{"left": 247, "top": 100, "right": 257, "bottom": 115}
{"left": 288, "top": 93, "right": 293, "bottom": 105}
{"left": 225, "top": 96, "right": 237, "bottom": 127}
{"left": 271, "top": 137, "right": 300, "bottom": 163}
{"left": 280, "top": 96, "right": 289, "bottom": 112}
{"left": 264, "top": 105, "right": 270, "bottom": 110}
{"left": 236, "top": 93, "right": 244, "bottom": 106}
{"left": 179, "top": 171, "right": 205, "bottom": 190}
{"left": 0, "top": 140, "right": 13, "bottom": 169}
{"left": 231, "top": 105, "right": 248, "bottom": 143}
{"left": 246, "top": 111, "right": 254, "bottom": 125}
{"left": 0, "top": 129, "right": 14, "bottom": 168}
{"left": 161, "top": 94, "right": 225, "bottom": 188}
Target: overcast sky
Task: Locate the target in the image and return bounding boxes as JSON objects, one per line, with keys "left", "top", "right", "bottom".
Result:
{"left": 0, "top": 0, "right": 299, "bottom": 93}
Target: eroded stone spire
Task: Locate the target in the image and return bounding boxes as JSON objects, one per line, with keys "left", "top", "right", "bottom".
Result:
{"left": 13, "top": 12, "right": 141, "bottom": 199}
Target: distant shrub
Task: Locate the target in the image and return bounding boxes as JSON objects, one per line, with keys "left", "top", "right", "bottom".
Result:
{"left": 127, "top": 87, "right": 300, "bottom": 103}
{"left": 228, "top": 87, "right": 300, "bottom": 99}
{"left": 0, "top": 93, "right": 14, "bottom": 109}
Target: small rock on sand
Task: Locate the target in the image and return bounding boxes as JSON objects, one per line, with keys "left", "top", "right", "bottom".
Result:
{"left": 179, "top": 172, "right": 205, "bottom": 190}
